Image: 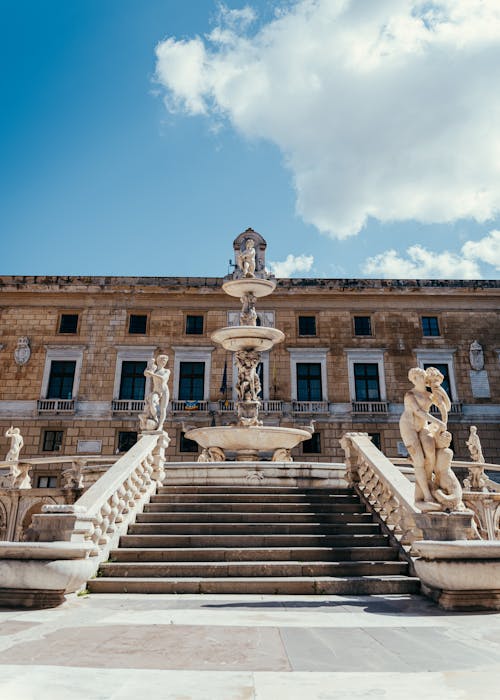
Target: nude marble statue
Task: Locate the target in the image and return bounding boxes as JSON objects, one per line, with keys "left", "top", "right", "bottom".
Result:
{"left": 237, "top": 239, "right": 256, "bottom": 278}
{"left": 5, "top": 427, "right": 24, "bottom": 462}
{"left": 139, "top": 355, "right": 170, "bottom": 432}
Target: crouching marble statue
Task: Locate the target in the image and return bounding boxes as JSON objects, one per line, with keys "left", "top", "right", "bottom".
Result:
{"left": 400, "top": 366, "right": 465, "bottom": 513}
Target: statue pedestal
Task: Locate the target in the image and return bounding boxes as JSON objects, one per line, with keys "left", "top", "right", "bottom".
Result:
{"left": 414, "top": 511, "right": 475, "bottom": 541}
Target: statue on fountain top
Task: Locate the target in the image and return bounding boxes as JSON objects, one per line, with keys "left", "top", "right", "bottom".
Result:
{"left": 237, "top": 239, "right": 256, "bottom": 278}
{"left": 399, "top": 366, "right": 465, "bottom": 513}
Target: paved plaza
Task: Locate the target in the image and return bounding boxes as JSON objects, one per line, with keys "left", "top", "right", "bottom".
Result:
{"left": 0, "top": 593, "right": 499, "bottom": 699}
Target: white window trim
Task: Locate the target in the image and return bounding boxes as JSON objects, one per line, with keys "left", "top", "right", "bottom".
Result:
{"left": 232, "top": 350, "right": 270, "bottom": 401}
{"left": 172, "top": 346, "right": 214, "bottom": 401}
{"left": 287, "top": 348, "right": 329, "bottom": 401}
{"left": 415, "top": 348, "right": 458, "bottom": 401}
{"left": 113, "top": 346, "right": 157, "bottom": 400}
{"left": 41, "top": 346, "right": 86, "bottom": 400}
{"left": 345, "top": 348, "right": 387, "bottom": 402}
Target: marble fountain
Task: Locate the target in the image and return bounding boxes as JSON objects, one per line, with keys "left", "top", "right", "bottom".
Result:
{"left": 185, "top": 236, "right": 312, "bottom": 461}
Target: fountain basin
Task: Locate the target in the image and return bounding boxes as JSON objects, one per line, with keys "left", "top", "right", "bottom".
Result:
{"left": 184, "top": 425, "right": 312, "bottom": 461}
{"left": 222, "top": 278, "right": 276, "bottom": 298}
{"left": 211, "top": 326, "right": 285, "bottom": 352}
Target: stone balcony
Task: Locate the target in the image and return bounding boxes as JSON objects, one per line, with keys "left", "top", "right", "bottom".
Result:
{"left": 170, "top": 400, "right": 210, "bottom": 413}
{"left": 292, "top": 400, "right": 329, "bottom": 415}
{"left": 351, "top": 400, "right": 389, "bottom": 415}
{"left": 111, "top": 399, "right": 145, "bottom": 414}
{"left": 37, "top": 399, "right": 75, "bottom": 415}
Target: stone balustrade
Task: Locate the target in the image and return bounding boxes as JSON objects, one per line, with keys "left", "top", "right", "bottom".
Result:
{"left": 0, "top": 431, "right": 168, "bottom": 608}
{"left": 340, "top": 432, "right": 421, "bottom": 546}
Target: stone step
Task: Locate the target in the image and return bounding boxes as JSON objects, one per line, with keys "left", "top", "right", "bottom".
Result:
{"left": 120, "top": 533, "right": 389, "bottom": 548}
{"left": 127, "top": 522, "right": 380, "bottom": 535}
{"left": 98, "top": 560, "right": 409, "bottom": 578}
{"left": 88, "top": 575, "right": 420, "bottom": 595}
{"left": 135, "top": 512, "right": 374, "bottom": 524}
{"left": 109, "top": 545, "right": 400, "bottom": 563}
{"left": 156, "top": 486, "right": 354, "bottom": 495}
{"left": 149, "top": 494, "right": 360, "bottom": 504}
{"left": 144, "top": 502, "right": 366, "bottom": 514}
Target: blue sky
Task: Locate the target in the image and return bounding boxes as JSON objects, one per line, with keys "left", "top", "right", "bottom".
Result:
{"left": 1, "top": 0, "right": 500, "bottom": 278}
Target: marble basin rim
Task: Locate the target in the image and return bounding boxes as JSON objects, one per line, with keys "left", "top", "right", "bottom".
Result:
{"left": 412, "top": 539, "right": 500, "bottom": 593}
{"left": 184, "top": 425, "right": 312, "bottom": 453}
{"left": 211, "top": 326, "right": 285, "bottom": 352}
{"left": 222, "top": 277, "right": 276, "bottom": 298}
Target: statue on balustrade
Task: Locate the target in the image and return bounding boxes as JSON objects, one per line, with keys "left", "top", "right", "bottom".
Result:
{"left": 400, "top": 366, "right": 465, "bottom": 513}
{"left": 5, "top": 427, "right": 24, "bottom": 462}
{"left": 237, "top": 239, "right": 256, "bottom": 278}
{"left": 139, "top": 354, "right": 170, "bottom": 432}
{"left": 466, "top": 425, "right": 485, "bottom": 464}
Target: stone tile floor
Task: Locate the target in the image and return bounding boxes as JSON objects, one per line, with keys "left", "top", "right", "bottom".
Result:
{"left": 0, "top": 593, "right": 499, "bottom": 698}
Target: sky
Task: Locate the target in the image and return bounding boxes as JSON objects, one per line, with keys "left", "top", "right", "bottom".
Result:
{"left": 1, "top": 0, "right": 500, "bottom": 279}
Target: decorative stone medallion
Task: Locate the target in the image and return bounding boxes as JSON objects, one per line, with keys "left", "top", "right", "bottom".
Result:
{"left": 14, "top": 337, "right": 31, "bottom": 366}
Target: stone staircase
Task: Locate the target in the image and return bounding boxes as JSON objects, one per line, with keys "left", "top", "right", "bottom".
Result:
{"left": 88, "top": 484, "right": 420, "bottom": 595}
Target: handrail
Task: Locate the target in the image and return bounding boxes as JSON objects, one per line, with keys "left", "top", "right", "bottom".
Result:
{"left": 0, "top": 456, "right": 119, "bottom": 467}
{"left": 32, "top": 431, "right": 168, "bottom": 566}
{"left": 340, "top": 432, "right": 421, "bottom": 546}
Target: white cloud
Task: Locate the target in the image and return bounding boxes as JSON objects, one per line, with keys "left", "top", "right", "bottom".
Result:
{"left": 362, "top": 245, "right": 482, "bottom": 278}
{"left": 155, "top": 1, "right": 500, "bottom": 239}
{"left": 462, "top": 229, "right": 500, "bottom": 270}
{"left": 269, "top": 253, "right": 314, "bottom": 277}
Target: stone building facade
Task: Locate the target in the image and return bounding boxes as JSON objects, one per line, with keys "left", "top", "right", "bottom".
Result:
{"left": 1, "top": 239, "right": 499, "bottom": 484}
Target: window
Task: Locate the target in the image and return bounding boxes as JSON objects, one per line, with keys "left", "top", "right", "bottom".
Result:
{"left": 298, "top": 316, "right": 316, "bottom": 336}
{"left": 296, "top": 363, "right": 322, "bottom": 401}
{"left": 422, "top": 316, "right": 440, "bottom": 336}
{"left": 354, "top": 363, "right": 381, "bottom": 401}
{"left": 354, "top": 316, "right": 372, "bottom": 336}
{"left": 119, "top": 361, "right": 146, "bottom": 400}
{"left": 303, "top": 432, "right": 321, "bottom": 454}
{"left": 186, "top": 315, "right": 204, "bottom": 335}
{"left": 117, "top": 431, "right": 137, "bottom": 452}
{"left": 42, "top": 430, "right": 63, "bottom": 452}
{"left": 369, "top": 433, "right": 381, "bottom": 450}
{"left": 179, "top": 361, "right": 205, "bottom": 400}
{"left": 58, "top": 314, "right": 79, "bottom": 334}
{"left": 128, "top": 314, "right": 148, "bottom": 334}
{"left": 180, "top": 431, "right": 199, "bottom": 453}
{"left": 423, "top": 363, "right": 451, "bottom": 397}
{"left": 47, "top": 361, "right": 76, "bottom": 399}
{"left": 37, "top": 475, "right": 58, "bottom": 488}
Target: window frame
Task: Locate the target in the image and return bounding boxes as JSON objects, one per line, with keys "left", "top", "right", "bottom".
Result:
{"left": 36, "top": 475, "right": 58, "bottom": 488}
{"left": 302, "top": 432, "right": 321, "bottom": 454}
{"left": 40, "top": 346, "right": 85, "bottom": 400}
{"left": 298, "top": 315, "right": 317, "bottom": 337}
{"left": 287, "top": 348, "right": 329, "bottom": 401}
{"left": 353, "top": 315, "right": 373, "bottom": 337}
{"left": 116, "top": 431, "right": 138, "bottom": 453}
{"left": 112, "top": 346, "right": 157, "bottom": 400}
{"left": 41, "top": 429, "right": 64, "bottom": 452}
{"left": 353, "top": 362, "right": 381, "bottom": 402}
{"left": 128, "top": 313, "right": 149, "bottom": 335}
{"left": 58, "top": 312, "right": 80, "bottom": 335}
{"left": 118, "top": 360, "right": 148, "bottom": 400}
{"left": 172, "top": 346, "right": 214, "bottom": 401}
{"left": 421, "top": 316, "right": 441, "bottom": 337}
{"left": 345, "top": 349, "right": 387, "bottom": 402}
{"left": 185, "top": 314, "right": 204, "bottom": 336}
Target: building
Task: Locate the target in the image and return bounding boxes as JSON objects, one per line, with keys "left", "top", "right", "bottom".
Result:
{"left": 1, "top": 230, "right": 499, "bottom": 487}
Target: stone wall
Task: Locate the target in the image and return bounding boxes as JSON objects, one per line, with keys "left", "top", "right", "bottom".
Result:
{"left": 0, "top": 276, "right": 499, "bottom": 476}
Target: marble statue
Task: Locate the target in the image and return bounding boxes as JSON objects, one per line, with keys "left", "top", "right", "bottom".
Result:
{"left": 237, "top": 239, "right": 256, "bottom": 278}
{"left": 399, "top": 366, "right": 464, "bottom": 512}
{"left": 14, "top": 336, "right": 31, "bottom": 366}
{"left": 197, "top": 446, "right": 225, "bottom": 463}
{"left": 139, "top": 355, "right": 170, "bottom": 432}
{"left": 466, "top": 425, "right": 485, "bottom": 464}
{"left": 272, "top": 448, "right": 292, "bottom": 462}
{"left": 240, "top": 292, "right": 257, "bottom": 326}
{"left": 5, "top": 427, "right": 23, "bottom": 462}
{"left": 235, "top": 350, "right": 261, "bottom": 403}
{"left": 469, "top": 340, "right": 484, "bottom": 371}
{"left": 61, "top": 459, "right": 85, "bottom": 489}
